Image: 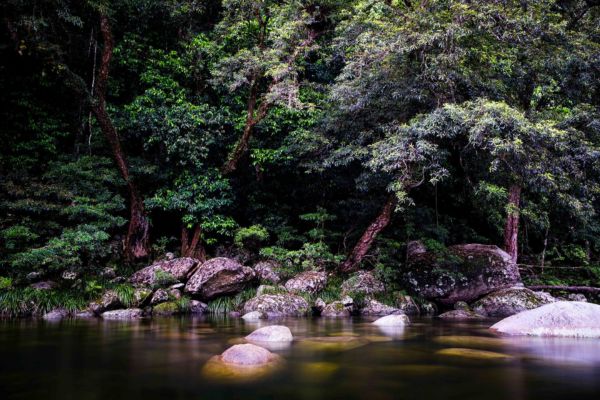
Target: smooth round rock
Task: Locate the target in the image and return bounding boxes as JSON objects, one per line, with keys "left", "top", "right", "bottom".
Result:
{"left": 372, "top": 314, "right": 410, "bottom": 327}
{"left": 246, "top": 325, "right": 293, "bottom": 342}
{"left": 221, "top": 344, "right": 277, "bottom": 366}
{"left": 490, "top": 301, "right": 600, "bottom": 337}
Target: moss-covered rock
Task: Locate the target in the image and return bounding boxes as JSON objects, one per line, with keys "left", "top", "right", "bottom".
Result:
{"left": 403, "top": 242, "right": 521, "bottom": 305}
{"left": 152, "top": 301, "right": 180, "bottom": 316}
{"left": 472, "top": 287, "right": 555, "bottom": 317}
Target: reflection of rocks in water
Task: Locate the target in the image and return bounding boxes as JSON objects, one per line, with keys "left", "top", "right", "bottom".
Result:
{"left": 433, "top": 335, "right": 509, "bottom": 349}
{"left": 298, "top": 362, "right": 339, "bottom": 381}
{"left": 297, "top": 336, "right": 368, "bottom": 352}
{"left": 507, "top": 336, "right": 600, "bottom": 365}
{"left": 201, "top": 343, "right": 282, "bottom": 382}
{"left": 436, "top": 347, "right": 514, "bottom": 360}
{"left": 375, "top": 325, "right": 407, "bottom": 339}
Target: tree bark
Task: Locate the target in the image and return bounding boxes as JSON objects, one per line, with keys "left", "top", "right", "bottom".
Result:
{"left": 180, "top": 225, "right": 207, "bottom": 261}
{"left": 339, "top": 195, "right": 398, "bottom": 273}
{"left": 92, "top": 14, "right": 150, "bottom": 261}
{"left": 503, "top": 184, "right": 521, "bottom": 264}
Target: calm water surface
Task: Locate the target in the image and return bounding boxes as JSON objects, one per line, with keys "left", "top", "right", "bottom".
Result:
{"left": 1, "top": 316, "right": 600, "bottom": 400}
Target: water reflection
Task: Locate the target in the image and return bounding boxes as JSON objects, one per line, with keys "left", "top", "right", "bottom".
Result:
{"left": 1, "top": 316, "right": 600, "bottom": 399}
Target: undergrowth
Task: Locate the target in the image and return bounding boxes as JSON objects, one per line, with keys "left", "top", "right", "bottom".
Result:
{"left": 0, "top": 288, "right": 87, "bottom": 317}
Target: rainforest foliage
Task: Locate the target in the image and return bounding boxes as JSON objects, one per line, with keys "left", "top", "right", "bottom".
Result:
{"left": 1, "top": 0, "right": 600, "bottom": 292}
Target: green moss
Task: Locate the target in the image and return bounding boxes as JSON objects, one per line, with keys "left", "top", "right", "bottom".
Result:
{"left": 153, "top": 301, "right": 179, "bottom": 315}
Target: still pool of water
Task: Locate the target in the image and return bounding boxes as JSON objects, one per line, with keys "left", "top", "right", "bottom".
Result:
{"left": 1, "top": 316, "right": 600, "bottom": 399}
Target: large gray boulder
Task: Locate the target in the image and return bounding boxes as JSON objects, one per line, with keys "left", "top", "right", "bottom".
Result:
{"left": 472, "top": 287, "right": 556, "bottom": 317}
{"left": 341, "top": 271, "right": 385, "bottom": 296}
{"left": 242, "top": 294, "right": 310, "bottom": 318}
{"left": 101, "top": 308, "right": 144, "bottom": 320}
{"left": 130, "top": 257, "right": 199, "bottom": 287}
{"left": 403, "top": 242, "right": 521, "bottom": 305}
{"left": 284, "top": 271, "right": 327, "bottom": 294}
{"left": 245, "top": 325, "right": 293, "bottom": 342}
{"left": 490, "top": 301, "right": 600, "bottom": 337}
{"left": 372, "top": 314, "right": 410, "bottom": 327}
{"left": 253, "top": 261, "right": 282, "bottom": 284}
{"left": 184, "top": 257, "right": 255, "bottom": 300}
{"left": 359, "top": 299, "right": 401, "bottom": 316}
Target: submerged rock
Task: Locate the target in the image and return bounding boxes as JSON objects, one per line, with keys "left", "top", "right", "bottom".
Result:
{"left": 130, "top": 257, "right": 199, "bottom": 287}
{"left": 253, "top": 261, "right": 282, "bottom": 284}
{"left": 284, "top": 271, "right": 327, "bottom": 294}
{"left": 490, "top": 301, "right": 600, "bottom": 337}
{"left": 472, "top": 287, "right": 555, "bottom": 317}
{"left": 359, "top": 299, "right": 401, "bottom": 316}
{"left": 201, "top": 344, "right": 281, "bottom": 381}
{"left": 404, "top": 242, "right": 521, "bottom": 305}
{"left": 245, "top": 325, "right": 293, "bottom": 342}
{"left": 185, "top": 257, "right": 255, "bottom": 300}
{"left": 372, "top": 314, "right": 410, "bottom": 327}
{"left": 297, "top": 336, "right": 368, "bottom": 352}
{"left": 221, "top": 343, "right": 278, "bottom": 365}
{"left": 436, "top": 348, "right": 513, "bottom": 360}
{"left": 101, "top": 308, "right": 144, "bottom": 320}
{"left": 341, "top": 271, "right": 385, "bottom": 296}
{"left": 242, "top": 294, "right": 310, "bottom": 318}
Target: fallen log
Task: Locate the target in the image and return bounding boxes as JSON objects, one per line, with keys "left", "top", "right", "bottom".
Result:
{"left": 527, "top": 285, "right": 600, "bottom": 294}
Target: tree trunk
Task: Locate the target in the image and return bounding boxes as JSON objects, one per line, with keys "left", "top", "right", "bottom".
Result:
{"left": 181, "top": 225, "right": 207, "bottom": 261}
{"left": 93, "top": 14, "right": 150, "bottom": 261}
{"left": 503, "top": 184, "right": 521, "bottom": 264}
{"left": 339, "top": 195, "right": 398, "bottom": 273}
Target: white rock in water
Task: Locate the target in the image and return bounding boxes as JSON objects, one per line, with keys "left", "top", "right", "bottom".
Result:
{"left": 245, "top": 325, "right": 293, "bottom": 342}
{"left": 490, "top": 301, "right": 600, "bottom": 337}
{"left": 372, "top": 314, "right": 410, "bottom": 327}
{"left": 221, "top": 344, "right": 277, "bottom": 365}
{"left": 242, "top": 311, "right": 266, "bottom": 321}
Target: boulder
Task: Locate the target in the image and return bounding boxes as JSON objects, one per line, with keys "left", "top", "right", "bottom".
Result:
{"left": 221, "top": 344, "right": 278, "bottom": 366}
{"left": 185, "top": 257, "right": 255, "bottom": 300}
{"left": 567, "top": 293, "right": 587, "bottom": 302}
{"left": 89, "top": 290, "right": 121, "bottom": 315}
{"left": 242, "top": 311, "right": 267, "bottom": 321}
{"left": 74, "top": 310, "right": 95, "bottom": 319}
{"left": 404, "top": 242, "right": 521, "bottom": 305}
{"left": 245, "top": 325, "right": 293, "bottom": 342}
{"left": 253, "top": 261, "right": 282, "bottom": 284}
{"left": 43, "top": 308, "right": 69, "bottom": 320}
{"left": 395, "top": 294, "right": 420, "bottom": 315}
{"left": 130, "top": 257, "right": 199, "bottom": 287}
{"left": 150, "top": 289, "right": 169, "bottom": 305}
{"left": 30, "top": 281, "right": 57, "bottom": 290}
{"left": 490, "top": 301, "right": 600, "bottom": 337}
{"left": 438, "top": 309, "right": 485, "bottom": 320}
{"left": 133, "top": 288, "right": 152, "bottom": 307}
{"left": 189, "top": 300, "right": 208, "bottom": 314}
{"left": 471, "top": 287, "right": 555, "bottom": 317}
{"left": 313, "top": 297, "right": 326, "bottom": 314}
{"left": 321, "top": 301, "right": 351, "bottom": 317}
{"left": 341, "top": 271, "right": 385, "bottom": 296}
{"left": 284, "top": 271, "right": 327, "bottom": 294}
{"left": 372, "top": 314, "right": 410, "bottom": 327}
{"left": 242, "top": 294, "right": 310, "bottom": 318}
{"left": 359, "top": 299, "right": 401, "bottom": 316}
{"left": 101, "top": 308, "right": 143, "bottom": 320}
{"left": 168, "top": 288, "right": 182, "bottom": 300}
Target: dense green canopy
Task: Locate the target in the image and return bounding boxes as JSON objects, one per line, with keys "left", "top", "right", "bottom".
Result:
{"left": 1, "top": 0, "right": 599, "bottom": 292}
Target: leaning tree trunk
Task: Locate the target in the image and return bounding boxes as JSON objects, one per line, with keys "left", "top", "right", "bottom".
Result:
{"left": 339, "top": 195, "right": 398, "bottom": 273}
{"left": 181, "top": 225, "right": 207, "bottom": 262}
{"left": 503, "top": 184, "right": 522, "bottom": 264}
{"left": 93, "top": 14, "right": 150, "bottom": 261}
